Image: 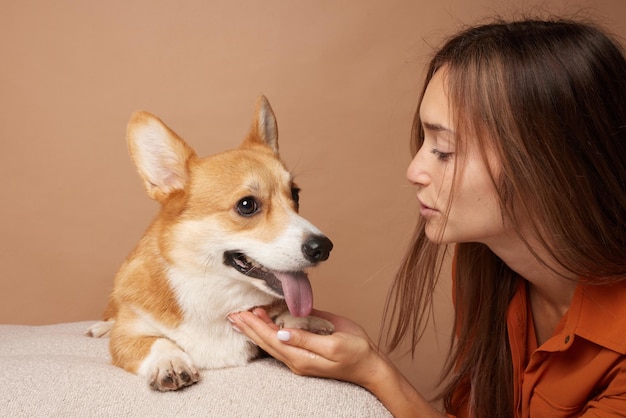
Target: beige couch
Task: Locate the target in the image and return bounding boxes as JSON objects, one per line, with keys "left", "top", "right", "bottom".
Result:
{"left": 1, "top": 321, "right": 390, "bottom": 417}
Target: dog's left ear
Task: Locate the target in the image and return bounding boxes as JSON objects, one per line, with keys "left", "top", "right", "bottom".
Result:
{"left": 243, "top": 95, "right": 279, "bottom": 154}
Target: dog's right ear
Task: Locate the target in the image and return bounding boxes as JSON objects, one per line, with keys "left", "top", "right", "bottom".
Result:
{"left": 127, "top": 111, "right": 197, "bottom": 201}
{"left": 243, "top": 95, "right": 279, "bottom": 154}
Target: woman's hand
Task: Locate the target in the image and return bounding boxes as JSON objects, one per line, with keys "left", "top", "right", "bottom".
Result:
{"left": 228, "top": 308, "right": 384, "bottom": 388}
{"left": 228, "top": 308, "right": 445, "bottom": 418}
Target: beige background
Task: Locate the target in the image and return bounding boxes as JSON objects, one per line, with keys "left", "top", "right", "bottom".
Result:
{"left": 1, "top": 0, "right": 624, "bottom": 397}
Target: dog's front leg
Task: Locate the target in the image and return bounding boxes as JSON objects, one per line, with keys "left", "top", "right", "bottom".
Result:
{"left": 137, "top": 338, "right": 200, "bottom": 391}
{"left": 110, "top": 325, "right": 200, "bottom": 391}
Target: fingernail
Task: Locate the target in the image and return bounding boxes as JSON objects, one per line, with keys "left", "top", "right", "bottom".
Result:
{"left": 227, "top": 316, "right": 241, "bottom": 332}
{"left": 277, "top": 330, "right": 291, "bottom": 342}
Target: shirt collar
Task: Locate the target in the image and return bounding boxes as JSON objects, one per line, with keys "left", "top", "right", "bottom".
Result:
{"left": 568, "top": 280, "right": 626, "bottom": 355}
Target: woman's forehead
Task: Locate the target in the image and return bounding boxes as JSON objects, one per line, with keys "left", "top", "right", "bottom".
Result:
{"left": 419, "top": 68, "right": 454, "bottom": 133}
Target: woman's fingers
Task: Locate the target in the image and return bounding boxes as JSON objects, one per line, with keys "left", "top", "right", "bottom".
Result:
{"left": 231, "top": 311, "right": 332, "bottom": 373}
{"left": 233, "top": 309, "right": 363, "bottom": 361}
{"left": 228, "top": 309, "right": 381, "bottom": 386}
{"left": 249, "top": 307, "right": 275, "bottom": 325}
{"left": 230, "top": 311, "right": 314, "bottom": 356}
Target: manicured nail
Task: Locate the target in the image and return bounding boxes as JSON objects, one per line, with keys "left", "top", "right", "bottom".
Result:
{"left": 226, "top": 316, "right": 241, "bottom": 332}
{"left": 277, "top": 330, "right": 291, "bottom": 342}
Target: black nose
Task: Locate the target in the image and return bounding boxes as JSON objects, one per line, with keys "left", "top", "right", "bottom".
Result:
{"left": 302, "top": 235, "right": 333, "bottom": 262}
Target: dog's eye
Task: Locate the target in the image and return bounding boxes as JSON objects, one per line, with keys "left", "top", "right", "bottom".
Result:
{"left": 291, "top": 187, "right": 300, "bottom": 210}
{"left": 236, "top": 196, "right": 259, "bottom": 216}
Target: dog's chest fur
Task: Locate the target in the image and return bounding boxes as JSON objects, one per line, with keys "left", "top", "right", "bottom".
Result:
{"left": 173, "top": 266, "right": 276, "bottom": 362}
{"left": 135, "top": 264, "right": 277, "bottom": 368}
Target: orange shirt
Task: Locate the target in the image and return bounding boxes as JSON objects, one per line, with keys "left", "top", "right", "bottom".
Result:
{"left": 450, "top": 279, "right": 626, "bottom": 417}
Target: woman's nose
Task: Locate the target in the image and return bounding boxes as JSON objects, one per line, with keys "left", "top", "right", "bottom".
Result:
{"left": 406, "top": 147, "right": 430, "bottom": 187}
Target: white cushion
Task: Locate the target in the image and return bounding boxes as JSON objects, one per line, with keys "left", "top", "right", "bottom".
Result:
{"left": 0, "top": 321, "right": 390, "bottom": 417}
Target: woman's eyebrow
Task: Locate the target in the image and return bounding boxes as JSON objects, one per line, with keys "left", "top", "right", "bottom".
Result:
{"left": 422, "top": 121, "right": 455, "bottom": 134}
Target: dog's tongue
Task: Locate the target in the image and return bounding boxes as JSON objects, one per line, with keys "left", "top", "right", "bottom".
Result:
{"left": 273, "top": 271, "right": 313, "bottom": 317}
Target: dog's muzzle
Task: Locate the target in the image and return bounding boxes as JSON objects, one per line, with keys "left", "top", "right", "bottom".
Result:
{"left": 223, "top": 234, "right": 333, "bottom": 317}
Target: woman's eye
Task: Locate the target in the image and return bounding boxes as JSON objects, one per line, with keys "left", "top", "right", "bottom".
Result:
{"left": 236, "top": 196, "right": 259, "bottom": 216}
{"left": 431, "top": 148, "right": 454, "bottom": 162}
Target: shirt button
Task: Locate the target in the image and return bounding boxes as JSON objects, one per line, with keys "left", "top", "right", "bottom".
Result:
{"left": 564, "top": 335, "right": 571, "bottom": 344}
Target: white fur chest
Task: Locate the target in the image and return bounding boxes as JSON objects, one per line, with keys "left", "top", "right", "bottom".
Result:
{"left": 159, "top": 265, "right": 276, "bottom": 368}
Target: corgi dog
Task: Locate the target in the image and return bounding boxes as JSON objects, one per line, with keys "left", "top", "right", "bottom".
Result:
{"left": 86, "top": 96, "right": 334, "bottom": 391}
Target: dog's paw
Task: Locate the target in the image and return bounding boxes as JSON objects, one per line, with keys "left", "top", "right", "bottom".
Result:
{"left": 304, "top": 316, "right": 335, "bottom": 335}
{"left": 139, "top": 339, "right": 200, "bottom": 392}
{"left": 148, "top": 357, "right": 200, "bottom": 392}
{"left": 274, "top": 312, "right": 334, "bottom": 335}
{"left": 85, "top": 319, "right": 114, "bottom": 338}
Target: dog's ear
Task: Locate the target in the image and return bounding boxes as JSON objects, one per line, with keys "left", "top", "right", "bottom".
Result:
{"left": 243, "top": 95, "right": 279, "bottom": 154}
{"left": 127, "top": 111, "right": 197, "bottom": 201}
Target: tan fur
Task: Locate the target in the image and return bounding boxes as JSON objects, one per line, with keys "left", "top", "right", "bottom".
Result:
{"left": 87, "top": 96, "right": 333, "bottom": 391}
{"left": 109, "top": 308, "right": 159, "bottom": 373}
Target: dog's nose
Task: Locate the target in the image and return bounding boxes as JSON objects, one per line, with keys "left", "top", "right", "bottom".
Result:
{"left": 302, "top": 235, "right": 333, "bottom": 262}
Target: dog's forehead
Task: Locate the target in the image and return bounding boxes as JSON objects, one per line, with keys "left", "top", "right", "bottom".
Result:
{"left": 191, "top": 148, "right": 293, "bottom": 192}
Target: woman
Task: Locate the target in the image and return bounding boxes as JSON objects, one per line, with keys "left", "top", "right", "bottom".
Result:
{"left": 229, "top": 18, "right": 626, "bottom": 417}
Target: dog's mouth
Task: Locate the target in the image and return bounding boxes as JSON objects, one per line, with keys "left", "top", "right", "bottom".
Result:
{"left": 224, "top": 251, "right": 313, "bottom": 317}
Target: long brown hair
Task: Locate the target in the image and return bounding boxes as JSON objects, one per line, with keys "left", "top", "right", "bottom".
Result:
{"left": 383, "top": 18, "right": 626, "bottom": 417}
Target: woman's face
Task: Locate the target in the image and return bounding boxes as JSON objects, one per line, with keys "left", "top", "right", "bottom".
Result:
{"left": 407, "top": 68, "right": 508, "bottom": 245}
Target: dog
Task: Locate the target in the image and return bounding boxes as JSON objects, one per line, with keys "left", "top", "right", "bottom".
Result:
{"left": 86, "top": 96, "right": 334, "bottom": 391}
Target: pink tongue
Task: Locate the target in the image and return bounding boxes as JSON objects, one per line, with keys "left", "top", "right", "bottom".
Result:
{"left": 273, "top": 271, "right": 313, "bottom": 317}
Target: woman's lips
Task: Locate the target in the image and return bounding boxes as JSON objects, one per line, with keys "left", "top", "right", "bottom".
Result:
{"left": 418, "top": 199, "right": 438, "bottom": 217}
